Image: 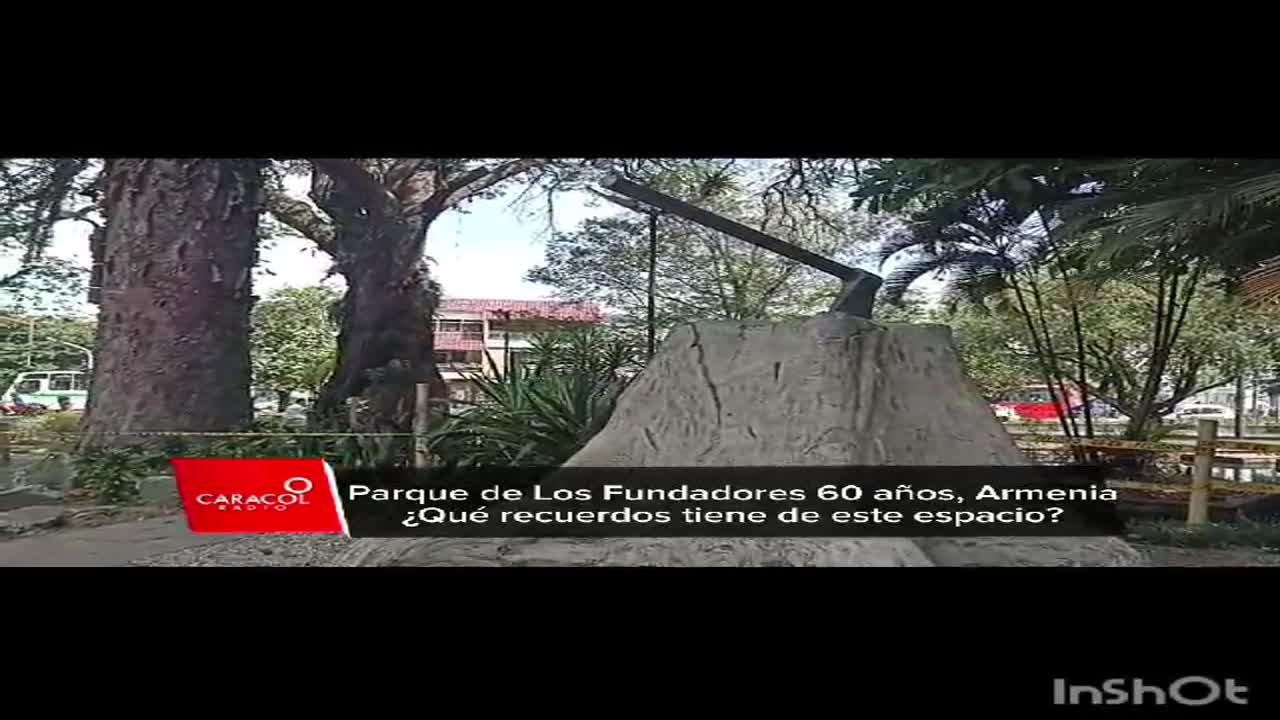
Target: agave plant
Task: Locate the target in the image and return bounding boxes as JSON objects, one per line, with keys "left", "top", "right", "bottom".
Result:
{"left": 524, "top": 326, "right": 644, "bottom": 380}
{"left": 427, "top": 368, "right": 625, "bottom": 466}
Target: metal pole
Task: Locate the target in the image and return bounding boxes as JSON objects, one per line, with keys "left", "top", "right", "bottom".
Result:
{"left": 413, "top": 382, "right": 431, "bottom": 469}
{"left": 1187, "top": 418, "right": 1218, "bottom": 526}
{"left": 1250, "top": 373, "right": 1259, "bottom": 418}
{"left": 502, "top": 311, "right": 511, "bottom": 377}
{"left": 26, "top": 317, "right": 34, "bottom": 367}
{"left": 647, "top": 212, "right": 657, "bottom": 359}
{"left": 1234, "top": 375, "right": 1245, "bottom": 438}
{"left": 48, "top": 340, "right": 94, "bottom": 372}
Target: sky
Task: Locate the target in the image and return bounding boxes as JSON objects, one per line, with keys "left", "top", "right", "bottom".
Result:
{"left": 19, "top": 173, "right": 939, "bottom": 317}
{"left": 31, "top": 182, "right": 620, "bottom": 315}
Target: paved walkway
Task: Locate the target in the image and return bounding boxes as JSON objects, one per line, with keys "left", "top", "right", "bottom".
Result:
{"left": 0, "top": 517, "right": 244, "bottom": 567}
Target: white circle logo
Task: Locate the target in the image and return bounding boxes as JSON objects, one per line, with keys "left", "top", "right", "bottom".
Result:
{"left": 284, "top": 477, "right": 314, "bottom": 494}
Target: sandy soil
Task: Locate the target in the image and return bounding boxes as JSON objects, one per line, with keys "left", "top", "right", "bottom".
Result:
{"left": 1134, "top": 543, "right": 1280, "bottom": 566}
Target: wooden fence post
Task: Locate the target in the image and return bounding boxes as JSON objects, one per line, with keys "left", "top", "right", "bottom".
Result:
{"left": 1187, "top": 418, "right": 1218, "bottom": 526}
{"left": 414, "top": 382, "right": 431, "bottom": 469}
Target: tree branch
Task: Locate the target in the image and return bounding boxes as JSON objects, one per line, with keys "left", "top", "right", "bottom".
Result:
{"left": 0, "top": 265, "right": 38, "bottom": 288}
{"left": 1181, "top": 376, "right": 1240, "bottom": 400}
{"left": 56, "top": 205, "right": 103, "bottom": 230}
{"left": 437, "top": 158, "right": 543, "bottom": 211}
{"left": 264, "top": 185, "right": 336, "bottom": 253}
{"left": 308, "top": 159, "right": 397, "bottom": 218}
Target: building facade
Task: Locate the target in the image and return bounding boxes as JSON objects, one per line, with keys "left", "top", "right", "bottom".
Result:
{"left": 433, "top": 298, "right": 604, "bottom": 402}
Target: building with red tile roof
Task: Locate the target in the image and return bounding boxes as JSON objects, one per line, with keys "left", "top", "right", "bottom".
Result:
{"left": 432, "top": 297, "right": 604, "bottom": 401}
{"left": 438, "top": 298, "right": 605, "bottom": 323}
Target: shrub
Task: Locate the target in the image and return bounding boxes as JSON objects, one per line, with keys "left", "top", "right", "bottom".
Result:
{"left": 1127, "top": 518, "right": 1280, "bottom": 552}
{"left": 70, "top": 446, "right": 165, "bottom": 504}
{"left": 168, "top": 425, "right": 390, "bottom": 468}
{"left": 36, "top": 412, "right": 82, "bottom": 435}
{"left": 429, "top": 369, "right": 624, "bottom": 466}
{"left": 525, "top": 326, "right": 644, "bottom": 380}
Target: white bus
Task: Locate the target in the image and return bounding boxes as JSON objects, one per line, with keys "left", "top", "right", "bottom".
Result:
{"left": 2, "top": 370, "right": 89, "bottom": 410}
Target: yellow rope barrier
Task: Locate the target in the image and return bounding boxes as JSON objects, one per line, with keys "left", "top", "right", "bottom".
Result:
{"left": 1016, "top": 433, "right": 1280, "bottom": 457}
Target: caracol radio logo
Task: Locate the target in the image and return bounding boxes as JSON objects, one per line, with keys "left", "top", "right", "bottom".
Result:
{"left": 196, "top": 476, "right": 315, "bottom": 512}
{"left": 1053, "top": 677, "right": 1249, "bottom": 707}
{"left": 172, "top": 458, "right": 347, "bottom": 534}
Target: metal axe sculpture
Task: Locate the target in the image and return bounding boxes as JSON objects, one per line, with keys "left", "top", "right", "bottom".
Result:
{"left": 599, "top": 175, "right": 882, "bottom": 319}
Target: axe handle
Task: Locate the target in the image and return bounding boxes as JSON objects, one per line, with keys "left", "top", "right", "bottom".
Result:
{"left": 602, "top": 175, "right": 863, "bottom": 281}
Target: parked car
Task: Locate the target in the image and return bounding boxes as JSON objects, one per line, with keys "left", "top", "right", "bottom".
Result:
{"left": 1071, "top": 399, "right": 1124, "bottom": 420}
{"left": 991, "top": 404, "right": 1019, "bottom": 423}
{"left": 1163, "top": 404, "right": 1235, "bottom": 424}
{"left": 990, "top": 385, "right": 1081, "bottom": 422}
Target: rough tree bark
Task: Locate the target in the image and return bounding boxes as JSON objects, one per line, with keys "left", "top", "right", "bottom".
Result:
{"left": 80, "top": 159, "right": 262, "bottom": 447}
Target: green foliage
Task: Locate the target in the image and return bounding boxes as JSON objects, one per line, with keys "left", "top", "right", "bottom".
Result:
{"left": 251, "top": 286, "right": 340, "bottom": 397}
{"left": 939, "top": 304, "right": 1037, "bottom": 397}
{"left": 36, "top": 412, "right": 81, "bottom": 435}
{"left": 874, "top": 288, "right": 932, "bottom": 324}
{"left": 1059, "top": 159, "right": 1280, "bottom": 276}
{"left": 852, "top": 158, "right": 1280, "bottom": 442}
{"left": 942, "top": 278, "right": 1280, "bottom": 418}
{"left": 0, "top": 312, "right": 95, "bottom": 389}
{"left": 851, "top": 158, "right": 1280, "bottom": 301}
{"left": 70, "top": 446, "right": 156, "bottom": 504}
{"left": 153, "top": 422, "right": 391, "bottom": 468}
{"left": 524, "top": 326, "right": 644, "bottom": 380}
{"left": 851, "top": 159, "right": 1096, "bottom": 305}
{"left": 1127, "top": 518, "right": 1280, "bottom": 552}
{"left": 1, "top": 159, "right": 97, "bottom": 306}
{"left": 429, "top": 370, "right": 623, "bottom": 466}
{"left": 528, "top": 160, "right": 894, "bottom": 328}
{"left": 67, "top": 433, "right": 388, "bottom": 506}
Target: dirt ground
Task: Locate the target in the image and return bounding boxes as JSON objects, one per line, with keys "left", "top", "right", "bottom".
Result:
{"left": 1134, "top": 543, "right": 1280, "bottom": 566}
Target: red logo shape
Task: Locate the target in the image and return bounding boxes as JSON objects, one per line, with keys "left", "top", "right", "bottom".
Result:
{"left": 172, "top": 458, "right": 348, "bottom": 534}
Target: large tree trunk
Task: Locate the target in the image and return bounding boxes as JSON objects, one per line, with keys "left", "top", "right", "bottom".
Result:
{"left": 293, "top": 159, "right": 541, "bottom": 446}
{"left": 80, "top": 159, "right": 260, "bottom": 448}
{"left": 313, "top": 215, "right": 445, "bottom": 462}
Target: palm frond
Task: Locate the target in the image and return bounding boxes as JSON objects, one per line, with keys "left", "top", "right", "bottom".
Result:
{"left": 875, "top": 228, "right": 931, "bottom": 268}
{"left": 881, "top": 250, "right": 1010, "bottom": 305}
{"left": 947, "top": 266, "right": 1009, "bottom": 307}
{"left": 1080, "top": 165, "right": 1280, "bottom": 266}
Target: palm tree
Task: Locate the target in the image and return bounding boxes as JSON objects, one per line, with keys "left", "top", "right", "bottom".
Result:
{"left": 855, "top": 158, "right": 1280, "bottom": 440}
{"left": 861, "top": 172, "right": 1093, "bottom": 447}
